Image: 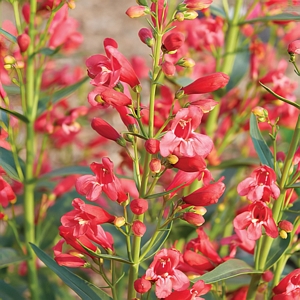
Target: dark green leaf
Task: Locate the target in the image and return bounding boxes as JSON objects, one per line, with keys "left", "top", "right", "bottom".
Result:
{"left": 239, "top": 13, "right": 300, "bottom": 25}
{"left": 265, "top": 235, "right": 291, "bottom": 269}
{"left": 31, "top": 244, "right": 109, "bottom": 300}
{"left": 0, "top": 106, "right": 29, "bottom": 123}
{"left": 194, "top": 259, "right": 261, "bottom": 284}
{"left": 210, "top": 5, "right": 227, "bottom": 19}
{"left": 0, "top": 147, "right": 25, "bottom": 181}
{"left": 250, "top": 113, "right": 274, "bottom": 169}
{"left": 0, "top": 248, "right": 27, "bottom": 269}
{"left": 210, "top": 157, "right": 259, "bottom": 170}
{"left": 285, "top": 182, "right": 300, "bottom": 189}
{"left": 37, "top": 47, "right": 60, "bottom": 56}
{"left": 173, "top": 77, "right": 193, "bottom": 87}
{"left": 0, "top": 280, "right": 25, "bottom": 300}
{"left": 0, "top": 28, "right": 17, "bottom": 43}
{"left": 37, "top": 76, "right": 89, "bottom": 115}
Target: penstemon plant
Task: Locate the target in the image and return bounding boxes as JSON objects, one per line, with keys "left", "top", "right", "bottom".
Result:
{"left": 0, "top": 0, "right": 300, "bottom": 299}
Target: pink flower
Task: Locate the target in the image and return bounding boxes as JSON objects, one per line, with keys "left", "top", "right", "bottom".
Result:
{"left": 145, "top": 248, "right": 190, "bottom": 298}
{"left": 237, "top": 165, "right": 280, "bottom": 202}
{"left": 288, "top": 40, "right": 300, "bottom": 54}
{"left": 0, "top": 176, "right": 16, "bottom": 208}
{"left": 273, "top": 269, "right": 300, "bottom": 299}
{"left": 160, "top": 106, "right": 213, "bottom": 158}
{"left": 138, "top": 28, "right": 154, "bottom": 47}
{"left": 75, "top": 158, "right": 128, "bottom": 203}
{"left": 180, "top": 72, "right": 229, "bottom": 95}
{"left": 233, "top": 202, "right": 278, "bottom": 240}
{"left": 60, "top": 198, "right": 115, "bottom": 237}
{"left": 165, "top": 280, "right": 211, "bottom": 300}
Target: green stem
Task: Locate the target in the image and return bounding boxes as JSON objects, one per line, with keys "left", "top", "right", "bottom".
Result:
{"left": 111, "top": 260, "right": 118, "bottom": 300}
{"left": 23, "top": 0, "right": 39, "bottom": 298}
{"left": 12, "top": 0, "right": 22, "bottom": 35}
{"left": 246, "top": 274, "right": 262, "bottom": 300}
{"left": 206, "top": 0, "right": 244, "bottom": 138}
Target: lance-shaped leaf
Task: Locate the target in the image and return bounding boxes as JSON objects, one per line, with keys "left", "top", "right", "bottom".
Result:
{"left": 0, "top": 28, "right": 17, "bottom": 43}
{"left": 31, "top": 244, "right": 110, "bottom": 300}
{"left": 250, "top": 113, "right": 274, "bottom": 169}
{"left": 239, "top": 13, "right": 300, "bottom": 25}
{"left": 193, "top": 259, "right": 262, "bottom": 284}
{"left": 0, "top": 280, "right": 25, "bottom": 300}
{"left": 0, "top": 106, "right": 29, "bottom": 123}
{"left": 0, "top": 248, "right": 28, "bottom": 269}
{"left": 37, "top": 76, "right": 89, "bottom": 115}
{"left": 0, "top": 147, "right": 25, "bottom": 181}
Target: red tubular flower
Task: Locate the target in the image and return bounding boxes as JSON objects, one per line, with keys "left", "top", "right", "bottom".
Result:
{"left": 52, "top": 175, "right": 80, "bottom": 199}
{"left": 145, "top": 248, "right": 190, "bottom": 298}
{"left": 288, "top": 40, "right": 300, "bottom": 54}
{"left": 160, "top": 106, "right": 213, "bottom": 158}
{"left": 0, "top": 176, "right": 16, "bottom": 208}
{"left": 53, "top": 239, "right": 87, "bottom": 268}
{"left": 189, "top": 99, "right": 218, "bottom": 113}
{"left": 173, "top": 156, "right": 207, "bottom": 172}
{"left": 273, "top": 269, "right": 300, "bottom": 299}
{"left": 151, "top": 0, "right": 168, "bottom": 27}
{"left": 88, "top": 86, "right": 132, "bottom": 108}
{"left": 233, "top": 202, "right": 278, "bottom": 240}
{"left": 75, "top": 158, "right": 128, "bottom": 203}
{"left": 91, "top": 117, "right": 126, "bottom": 146}
{"left": 165, "top": 280, "right": 211, "bottom": 300}
{"left": 134, "top": 276, "right": 151, "bottom": 294}
{"left": 104, "top": 38, "right": 140, "bottom": 89}
{"left": 17, "top": 33, "right": 30, "bottom": 52}
{"left": 180, "top": 72, "right": 229, "bottom": 95}
{"left": 183, "top": 0, "right": 213, "bottom": 10}
{"left": 115, "top": 106, "right": 138, "bottom": 132}
{"left": 182, "top": 177, "right": 225, "bottom": 206}
{"left": 163, "top": 32, "right": 185, "bottom": 52}
{"left": 130, "top": 198, "right": 148, "bottom": 215}
{"left": 237, "top": 165, "right": 280, "bottom": 202}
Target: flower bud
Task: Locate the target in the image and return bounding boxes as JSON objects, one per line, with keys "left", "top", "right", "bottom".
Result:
{"left": 114, "top": 216, "right": 126, "bottom": 227}
{"left": 278, "top": 220, "right": 293, "bottom": 232}
{"left": 67, "top": 0, "right": 76, "bottom": 9}
{"left": 252, "top": 106, "right": 269, "bottom": 122}
{"left": 161, "top": 61, "right": 176, "bottom": 76}
{"left": 4, "top": 55, "right": 16, "bottom": 65}
{"left": 262, "top": 270, "right": 273, "bottom": 282}
{"left": 17, "top": 33, "right": 30, "bottom": 52}
{"left": 149, "top": 158, "right": 161, "bottom": 173}
{"left": 132, "top": 220, "right": 146, "bottom": 237}
{"left": 130, "top": 198, "right": 148, "bottom": 215}
{"left": 0, "top": 212, "right": 8, "bottom": 221}
{"left": 134, "top": 277, "right": 151, "bottom": 294}
{"left": 145, "top": 138, "right": 160, "bottom": 154}
{"left": 288, "top": 40, "right": 300, "bottom": 54}
{"left": 138, "top": 28, "right": 154, "bottom": 47}
{"left": 183, "top": 10, "right": 198, "bottom": 20}
{"left": 176, "top": 57, "right": 195, "bottom": 68}
{"left": 126, "top": 5, "right": 150, "bottom": 18}
{"left": 182, "top": 212, "right": 205, "bottom": 226}
{"left": 175, "top": 12, "right": 185, "bottom": 21}
{"left": 162, "top": 32, "right": 185, "bottom": 53}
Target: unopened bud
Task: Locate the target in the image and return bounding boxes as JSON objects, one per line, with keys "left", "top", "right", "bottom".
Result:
{"left": 17, "top": 33, "right": 30, "bottom": 52}
{"left": 176, "top": 57, "right": 195, "bottom": 68}
{"left": 149, "top": 158, "right": 161, "bottom": 173}
{"left": 138, "top": 28, "right": 154, "bottom": 47}
{"left": 183, "top": 10, "right": 198, "bottom": 20}
{"left": 193, "top": 206, "right": 207, "bottom": 215}
{"left": 252, "top": 106, "right": 269, "bottom": 122}
{"left": 175, "top": 12, "right": 185, "bottom": 21}
{"left": 182, "top": 212, "right": 205, "bottom": 226}
{"left": 130, "top": 198, "right": 148, "bottom": 215}
{"left": 132, "top": 220, "right": 146, "bottom": 237}
{"left": 4, "top": 55, "right": 16, "bottom": 65}
{"left": 114, "top": 216, "right": 126, "bottom": 227}
{"left": 145, "top": 138, "right": 160, "bottom": 154}
{"left": 278, "top": 220, "right": 293, "bottom": 232}
{"left": 67, "top": 0, "right": 76, "bottom": 9}
{"left": 126, "top": 5, "right": 150, "bottom": 18}
{"left": 288, "top": 39, "right": 300, "bottom": 55}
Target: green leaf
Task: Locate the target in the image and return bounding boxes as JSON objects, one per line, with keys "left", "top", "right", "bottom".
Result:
{"left": 39, "top": 166, "right": 92, "bottom": 180}
{"left": 0, "top": 248, "right": 27, "bottom": 269}
{"left": 36, "top": 47, "right": 60, "bottom": 56}
{"left": 0, "top": 28, "right": 17, "bottom": 43}
{"left": 239, "top": 13, "right": 300, "bottom": 25}
{"left": 210, "top": 5, "right": 227, "bottom": 19}
{"left": 210, "top": 157, "right": 259, "bottom": 170}
{"left": 3, "top": 85, "right": 20, "bottom": 94}
{"left": 0, "top": 147, "right": 25, "bottom": 181}
{"left": 194, "top": 259, "right": 261, "bottom": 284}
{"left": 0, "top": 280, "right": 25, "bottom": 300}
{"left": 250, "top": 113, "right": 274, "bottom": 169}
{"left": 286, "top": 182, "right": 300, "bottom": 189}
{"left": 30, "top": 243, "right": 110, "bottom": 300}
{"left": 37, "top": 76, "right": 89, "bottom": 115}
{"left": 265, "top": 235, "right": 291, "bottom": 269}
{"left": 141, "top": 221, "right": 173, "bottom": 261}
{"left": 0, "top": 106, "right": 29, "bottom": 123}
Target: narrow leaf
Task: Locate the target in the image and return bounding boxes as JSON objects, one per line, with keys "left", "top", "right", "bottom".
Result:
{"left": 210, "top": 5, "right": 227, "bottom": 19}
{"left": 265, "top": 236, "right": 291, "bottom": 269}
{"left": 239, "top": 13, "right": 300, "bottom": 25}
{"left": 0, "top": 28, "right": 17, "bottom": 43}
{"left": 0, "top": 280, "right": 25, "bottom": 300}
{"left": 249, "top": 113, "right": 274, "bottom": 169}
{"left": 31, "top": 244, "right": 108, "bottom": 300}
{"left": 285, "top": 182, "right": 300, "bottom": 189}
{"left": 0, "top": 106, "right": 29, "bottom": 123}
{"left": 194, "top": 259, "right": 261, "bottom": 284}
{"left": 39, "top": 166, "right": 93, "bottom": 180}
{"left": 0, "top": 248, "right": 28, "bottom": 269}
{"left": 37, "top": 76, "right": 89, "bottom": 115}
{"left": 0, "top": 147, "right": 25, "bottom": 181}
